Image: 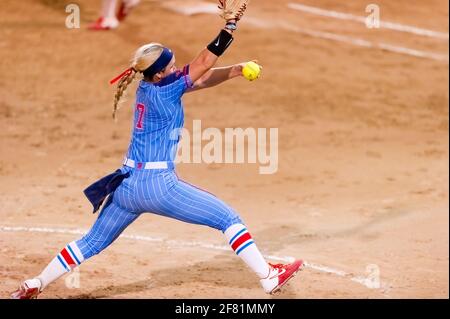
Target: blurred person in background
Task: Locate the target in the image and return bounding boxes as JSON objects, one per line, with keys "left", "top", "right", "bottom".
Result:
{"left": 89, "top": 0, "right": 141, "bottom": 30}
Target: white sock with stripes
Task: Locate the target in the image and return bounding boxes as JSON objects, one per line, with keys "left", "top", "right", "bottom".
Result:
{"left": 36, "top": 241, "right": 85, "bottom": 291}
{"left": 224, "top": 224, "right": 270, "bottom": 279}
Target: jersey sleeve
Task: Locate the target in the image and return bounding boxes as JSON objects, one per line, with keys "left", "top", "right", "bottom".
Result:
{"left": 155, "top": 65, "right": 194, "bottom": 101}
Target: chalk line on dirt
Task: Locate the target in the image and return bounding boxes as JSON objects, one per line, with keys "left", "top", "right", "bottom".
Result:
{"left": 1, "top": 225, "right": 389, "bottom": 291}
{"left": 288, "top": 3, "right": 449, "bottom": 40}
{"left": 159, "top": 1, "right": 448, "bottom": 63}
{"left": 277, "top": 22, "right": 449, "bottom": 62}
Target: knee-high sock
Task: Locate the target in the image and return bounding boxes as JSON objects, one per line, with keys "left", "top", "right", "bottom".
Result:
{"left": 36, "top": 241, "right": 85, "bottom": 290}
{"left": 224, "top": 224, "right": 270, "bottom": 279}
{"left": 101, "top": 0, "right": 118, "bottom": 18}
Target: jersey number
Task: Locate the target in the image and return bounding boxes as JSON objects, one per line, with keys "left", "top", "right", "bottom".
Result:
{"left": 136, "top": 103, "right": 145, "bottom": 129}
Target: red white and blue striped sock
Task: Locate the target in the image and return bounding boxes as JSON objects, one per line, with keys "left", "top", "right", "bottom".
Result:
{"left": 225, "top": 224, "right": 270, "bottom": 279}
{"left": 37, "top": 241, "right": 85, "bottom": 290}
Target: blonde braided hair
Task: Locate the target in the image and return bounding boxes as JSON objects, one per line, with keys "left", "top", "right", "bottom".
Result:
{"left": 112, "top": 43, "right": 166, "bottom": 120}
{"left": 112, "top": 69, "right": 137, "bottom": 120}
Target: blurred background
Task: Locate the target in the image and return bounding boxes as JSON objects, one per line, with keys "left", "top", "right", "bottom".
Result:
{"left": 0, "top": 0, "right": 448, "bottom": 298}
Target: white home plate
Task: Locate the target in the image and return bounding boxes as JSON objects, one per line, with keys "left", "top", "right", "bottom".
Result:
{"left": 161, "top": 0, "right": 219, "bottom": 16}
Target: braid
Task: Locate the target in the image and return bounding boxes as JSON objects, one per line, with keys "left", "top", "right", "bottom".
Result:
{"left": 112, "top": 69, "right": 137, "bottom": 120}
{"left": 111, "top": 43, "right": 165, "bottom": 121}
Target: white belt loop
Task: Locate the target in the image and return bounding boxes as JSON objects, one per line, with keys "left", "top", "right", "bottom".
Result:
{"left": 123, "top": 157, "right": 136, "bottom": 168}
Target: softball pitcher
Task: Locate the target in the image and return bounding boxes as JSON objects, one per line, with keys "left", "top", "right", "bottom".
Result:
{"left": 11, "top": 0, "right": 303, "bottom": 299}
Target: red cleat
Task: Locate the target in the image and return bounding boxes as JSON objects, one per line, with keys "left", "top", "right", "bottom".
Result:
{"left": 117, "top": 0, "right": 140, "bottom": 21}
{"left": 88, "top": 17, "right": 119, "bottom": 30}
{"left": 260, "top": 260, "right": 304, "bottom": 294}
{"left": 116, "top": 2, "right": 127, "bottom": 21}
{"left": 10, "top": 279, "right": 42, "bottom": 299}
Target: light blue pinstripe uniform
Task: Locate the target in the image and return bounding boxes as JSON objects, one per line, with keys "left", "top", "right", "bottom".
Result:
{"left": 76, "top": 65, "right": 242, "bottom": 259}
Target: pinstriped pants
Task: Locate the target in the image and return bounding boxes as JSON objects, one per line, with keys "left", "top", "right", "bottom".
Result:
{"left": 76, "top": 167, "right": 243, "bottom": 259}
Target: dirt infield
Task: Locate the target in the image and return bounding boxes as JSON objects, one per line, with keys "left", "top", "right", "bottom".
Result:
{"left": 0, "top": 0, "right": 448, "bottom": 298}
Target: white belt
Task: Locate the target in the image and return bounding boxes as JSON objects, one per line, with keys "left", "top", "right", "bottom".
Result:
{"left": 123, "top": 158, "right": 172, "bottom": 170}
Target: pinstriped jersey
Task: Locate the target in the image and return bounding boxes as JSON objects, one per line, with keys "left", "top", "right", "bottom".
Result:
{"left": 126, "top": 65, "right": 193, "bottom": 164}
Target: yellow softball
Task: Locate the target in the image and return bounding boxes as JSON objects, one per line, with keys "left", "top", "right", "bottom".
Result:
{"left": 242, "top": 61, "right": 262, "bottom": 81}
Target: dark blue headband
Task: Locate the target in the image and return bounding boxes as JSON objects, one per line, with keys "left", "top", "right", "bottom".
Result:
{"left": 143, "top": 47, "right": 174, "bottom": 77}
